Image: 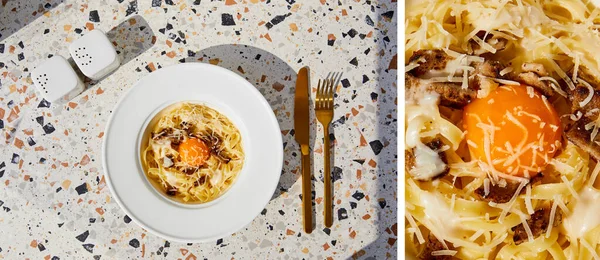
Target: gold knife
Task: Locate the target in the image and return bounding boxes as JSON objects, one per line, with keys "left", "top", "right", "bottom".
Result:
{"left": 294, "top": 66, "right": 312, "bottom": 234}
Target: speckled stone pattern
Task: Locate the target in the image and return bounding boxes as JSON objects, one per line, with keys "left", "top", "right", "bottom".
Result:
{"left": 0, "top": 0, "right": 397, "bottom": 259}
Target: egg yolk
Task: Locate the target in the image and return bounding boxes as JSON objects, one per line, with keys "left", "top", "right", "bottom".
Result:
{"left": 178, "top": 138, "right": 210, "bottom": 167}
{"left": 463, "top": 84, "right": 562, "bottom": 177}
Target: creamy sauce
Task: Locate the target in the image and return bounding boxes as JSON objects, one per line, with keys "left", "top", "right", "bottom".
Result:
{"left": 411, "top": 143, "right": 447, "bottom": 180}
{"left": 420, "top": 192, "right": 461, "bottom": 239}
{"left": 563, "top": 186, "right": 600, "bottom": 238}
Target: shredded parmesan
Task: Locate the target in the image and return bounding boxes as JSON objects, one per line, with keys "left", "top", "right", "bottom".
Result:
{"left": 525, "top": 184, "right": 534, "bottom": 215}
{"left": 577, "top": 78, "right": 595, "bottom": 107}
{"left": 546, "top": 56, "right": 576, "bottom": 90}
{"left": 561, "top": 175, "right": 580, "bottom": 200}
{"left": 499, "top": 66, "right": 513, "bottom": 76}
{"left": 519, "top": 213, "right": 535, "bottom": 243}
{"left": 538, "top": 76, "right": 568, "bottom": 97}
{"left": 492, "top": 78, "right": 521, "bottom": 85}
{"left": 483, "top": 178, "right": 490, "bottom": 196}
{"left": 406, "top": 213, "right": 425, "bottom": 244}
{"left": 431, "top": 250, "right": 457, "bottom": 256}
{"left": 545, "top": 200, "right": 559, "bottom": 240}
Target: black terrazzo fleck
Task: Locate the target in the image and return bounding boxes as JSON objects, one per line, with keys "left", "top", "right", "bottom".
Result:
{"left": 381, "top": 10, "right": 394, "bottom": 20}
{"left": 353, "top": 159, "right": 365, "bottom": 165}
{"left": 349, "top": 57, "right": 358, "bottom": 66}
{"left": 0, "top": 170, "right": 4, "bottom": 178}
{"left": 152, "top": 0, "right": 162, "bottom": 7}
{"left": 76, "top": 231, "right": 89, "bottom": 242}
{"left": 0, "top": 119, "right": 3, "bottom": 129}
{"left": 89, "top": 218, "right": 96, "bottom": 223}
{"left": 266, "top": 13, "right": 291, "bottom": 29}
{"left": 18, "top": 41, "right": 24, "bottom": 48}
{"left": 89, "top": 11, "right": 100, "bottom": 22}
{"left": 129, "top": 238, "right": 140, "bottom": 248}
{"left": 337, "top": 208, "right": 348, "bottom": 220}
{"left": 11, "top": 153, "right": 20, "bottom": 164}
{"left": 93, "top": 255, "right": 101, "bottom": 260}
{"left": 26, "top": 136, "right": 36, "bottom": 146}
{"left": 362, "top": 75, "right": 369, "bottom": 83}
{"left": 370, "top": 92, "right": 378, "bottom": 101}
{"left": 350, "top": 201, "right": 357, "bottom": 209}
{"left": 43, "top": 123, "right": 55, "bottom": 134}
{"left": 35, "top": 116, "right": 44, "bottom": 125}
{"left": 37, "top": 243, "right": 46, "bottom": 251}
{"left": 365, "top": 15, "right": 374, "bottom": 26}
{"left": 261, "top": 208, "right": 267, "bottom": 215}
{"left": 216, "top": 238, "right": 223, "bottom": 245}
{"left": 75, "top": 183, "right": 88, "bottom": 195}
{"left": 352, "top": 191, "right": 365, "bottom": 201}
{"left": 347, "top": 29, "right": 357, "bottom": 38}
{"left": 192, "top": 0, "right": 200, "bottom": 5}
{"left": 0, "top": 44, "right": 4, "bottom": 53}
{"left": 125, "top": 1, "right": 137, "bottom": 16}
{"left": 378, "top": 198, "right": 387, "bottom": 209}
{"left": 332, "top": 166, "right": 343, "bottom": 182}
{"left": 165, "top": 0, "right": 174, "bottom": 5}
{"left": 166, "top": 23, "right": 173, "bottom": 30}
{"left": 341, "top": 79, "right": 350, "bottom": 88}
{"left": 39, "top": 158, "right": 46, "bottom": 164}
{"left": 44, "top": 29, "right": 50, "bottom": 34}
{"left": 164, "top": 241, "right": 170, "bottom": 247}
{"left": 124, "top": 215, "right": 131, "bottom": 223}
{"left": 278, "top": 210, "right": 285, "bottom": 215}
{"left": 364, "top": 48, "right": 370, "bottom": 55}
{"left": 38, "top": 99, "right": 51, "bottom": 108}
{"left": 221, "top": 13, "right": 236, "bottom": 26}
{"left": 0, "top": 200, "right": 3, "bottom": 207}
{"left": 369, "top": 140, "right": 383, "bottom": 155}
{"left": 331, "top": 240, "right": 337, "bottom": 246}
{"left": 323, "top": 228, "right": 331, "bottom": 235}
{"left": 51, "top": 256, "right": 59, "bottom": 260}
{"left": 82, "top": 244, "right": 94, "bottom": 253}
{"left": 75, "top": 28, "right": 82, "bottom": 34}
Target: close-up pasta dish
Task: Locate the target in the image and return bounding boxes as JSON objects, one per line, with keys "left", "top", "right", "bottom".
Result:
{"left": 141, "top": 102, "right": 244, "bottom": 204}
{"left": 405, "top": 0, "right": 600, "bottom": 259}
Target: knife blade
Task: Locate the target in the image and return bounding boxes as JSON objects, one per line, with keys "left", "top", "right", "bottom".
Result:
{"left": 294, "top": 66, "right": 312, "bottom": 234}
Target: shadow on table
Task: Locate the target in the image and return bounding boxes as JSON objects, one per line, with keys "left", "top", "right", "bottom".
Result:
{"left": 0, "top": 0, "right": 65, "bottom": 42}
{"left": 185, "top": 44, "right": 301, "bottom": 203}
{"left": 356, "top": 0, "right": 398, "bottom": 259}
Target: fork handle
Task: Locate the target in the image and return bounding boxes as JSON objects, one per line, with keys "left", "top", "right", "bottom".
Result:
{"left": 323, "top": 125, "right": 333, "bottom": 228}
{"left": 300, "top": 144, "right": 313, "bottom": 233}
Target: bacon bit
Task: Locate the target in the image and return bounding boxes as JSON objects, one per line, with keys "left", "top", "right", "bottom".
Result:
{"left": 80, "top": 155, "right": 91, "bottom": 166}
{"left": 14, "top": 138, "right": 23, "bottom": 149}
{"left": 85, "top": 22, "right": 94, "bottom": 30}
{"left": 96, "top": 87, "right": 104, "bottom": 95}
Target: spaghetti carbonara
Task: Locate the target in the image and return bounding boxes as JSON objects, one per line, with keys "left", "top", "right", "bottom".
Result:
{"left": 141, "top": 102, "right": 244, "bottom": 204}
{"left": 406, "top": 1, "right": 600, "bottom": 259}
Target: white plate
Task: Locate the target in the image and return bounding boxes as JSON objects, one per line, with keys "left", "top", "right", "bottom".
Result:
{"left": 102, "top": 63, "right": 283, "bottom": 243}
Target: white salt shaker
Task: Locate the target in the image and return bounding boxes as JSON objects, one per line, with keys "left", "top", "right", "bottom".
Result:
{"left": 68, "top": 29, "right": 120, "bottom": 80}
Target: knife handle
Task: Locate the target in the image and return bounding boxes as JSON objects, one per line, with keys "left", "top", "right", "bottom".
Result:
{"left": 300, "top": 144, "right": 313, "bottom": 233}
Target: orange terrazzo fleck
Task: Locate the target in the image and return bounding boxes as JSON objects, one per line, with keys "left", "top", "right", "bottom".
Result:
{"left": 362, "top": 214, "right": 371, "bottom": 220}
{"left": 166, "top": 40, "right": 172, "bottom": 47}
{"left": 96, "top": 207, "right": 105, "bottom": 215}
{"left": 180, "top": 248, "right": 189, "bottom": 255}
{"left": 289, "top": 23, "right": 298, "bottom": 31}
{"left": 68, "top": 102, "right": 78, "bottom": 109}
{"left": 225, "top": 0, "right": 236, "bottom": 5}
{"left": 286, "top": 229, "right": 295, "bottom": 235}
{"left": 302, "top": 248, "right": 309, "bottom": 254}
{"left": 86, "top": 22, "right": 94, "bottom": 30}
{"left": 96, "top": 87, "right": 104, "bottom": 95}
{"left": 323, "top": 243, "right": 330, "bottom": 250}
{"left": 80, "top": 155, "right": 90, "bottom": 166}
{"left": 62, "top": 180, "right": 71, "bottom": 190}
{"left": 147, "top": 62, "right": 156, "bottom": 72}
{"left": 357, "top": 169, "right": 362, "bottom": 180}
{"left": 264, "top": 33, "right": 272, "bottom": 42}
{"left": 30, "top": 240, "right": 38, "bottom": 248}
{"left": 64, "top": 24, "right": 72, "bottom": 31}
{"left": 166, "top": 51, "right": 176, "bottom": 58}
{"left": 349, "top": 230, "right": 357, "bottom": 239}
{"left": 14, "top": 138, "right": 23, "bottom": 149}
{"left": 186, "top": 254, "right": 197, "bottom": 260}
{"left": 368, "top": 159, "right": 377, "bottom": 168}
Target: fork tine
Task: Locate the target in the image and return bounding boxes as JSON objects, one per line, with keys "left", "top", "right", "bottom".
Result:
{"left": 328, "top": 76, "right": 334, "bottom": 109}
{"left": 316, "top": 78, "right": 322, "bottom": 109}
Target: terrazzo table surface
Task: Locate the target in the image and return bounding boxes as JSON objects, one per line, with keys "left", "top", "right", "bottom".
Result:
{"left": 0, "top": 0, "right": 397, "bottom": 259}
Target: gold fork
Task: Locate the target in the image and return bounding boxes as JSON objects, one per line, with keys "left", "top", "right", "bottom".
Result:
{"left": 316, "top": 72, "right": 341, "bottom": 228}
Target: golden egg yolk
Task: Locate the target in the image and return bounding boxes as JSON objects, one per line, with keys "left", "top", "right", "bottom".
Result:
{"left": 463, "top": 84, "right": 562, "bottom": 177}
{"left": 178, "top": 138, "right": 210, "bottom": 167}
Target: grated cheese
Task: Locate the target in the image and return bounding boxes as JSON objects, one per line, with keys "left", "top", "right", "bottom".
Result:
{"left": 468, "top": 229, "right": 486, "bottom": 242}
{"left": 538, "top": 76, "right": 568, "bottom": 97}
{"left": 525, "top": 184, "right": 534, "bottom": 215}
{"left": 546, "top": 196, "right": 559, "bottom": 238}
{"left": 561, "top": 175, "right": 580, "bottom": 200}
{"left": 431, "top": 250, "right": 457, "bottom": 256}
{"left": 484, "top": 178, "right": 490, "bottom": 196}
{"left": 492, "top": 78, "right": 521, "bottom": 85}
{"left": 546, "top": 56, "right": 576, "bottom": 90}
{"left": 589, "top": 162, "right": 600, "bottom": 188}
{"left": 519, "top": 212, "right": 535, "bottom": 243}
{"left": 406, "top": 213, "right": 425, "bottom": 244}
{"left": 577, "top": 78, "right": 595, "bottom": 107}
{"left": 499, "top": 66, "right": 513, "bottom": 76}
